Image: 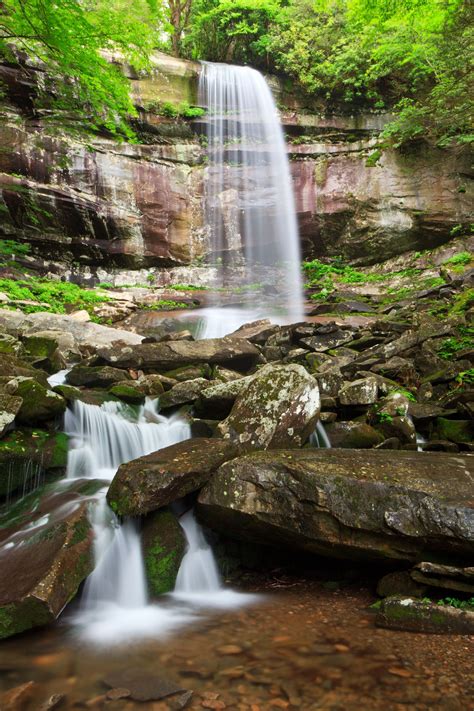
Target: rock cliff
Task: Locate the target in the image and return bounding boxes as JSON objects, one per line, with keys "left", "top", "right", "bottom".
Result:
{"left": 0, "top": 52, "right": 471, "bottom": 278}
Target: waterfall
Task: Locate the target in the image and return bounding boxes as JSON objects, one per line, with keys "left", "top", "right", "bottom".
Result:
{"left": 196, "top": 62, "right": 304, "bottom": 337}
{"left": 310, "top": 420, "right": 332, "bottom": 448}
{"left": 68, "top": 399, "right": 196, "bottom": 644}
{"left": 174, "top": 509, "right": 221, "bottom": 593}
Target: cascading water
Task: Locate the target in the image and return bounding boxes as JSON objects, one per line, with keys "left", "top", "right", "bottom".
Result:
{"left": 194, "top": 62, "right": 304, "bottom": 337}
{"left": 310, "top": 421, "right": 332, "bottom": 448}
{"left": 66, "top": 398, "right": 196, "bottom": 644}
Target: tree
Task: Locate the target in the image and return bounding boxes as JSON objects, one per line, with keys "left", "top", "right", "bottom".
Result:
{"left": 168, "top": 0, "right": 194, "bottom": 56}
{"left": 0, "top": 0, "right": 167, "bottom": 138}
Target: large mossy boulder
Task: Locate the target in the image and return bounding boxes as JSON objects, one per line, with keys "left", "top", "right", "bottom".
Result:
{"left": 197, "top": 449, "right": 474, "bottom": 563}
{"left": 158, "top": 377, "right": 209, "bottom": 410}
{"left": 0, "top": 479, "right": 100, "bottom": 639}
{"left": 376, "top": 597, "right": 474, "bottom": 634}
{"left": 107, "top": 439, "right": 238, "bottom": 516}
{"left": 142, "top": 508, "right": 186, "bottom": 596}
{"left": 195, "top": 376, "right": 253, "bottom": 419}
{"left": 218, "top": 364, "right": 320, "bottom": 450}
{"left": 324, "top": 421, "right": 384, "bottom": 449}
{"left": 96, "top": 337, "right": 261, "bottom": 374}
{"left": 0, "top": 429, "right": 69, "bottom": 497}
{"left": 8, "top": 378, "right": 66, "bottom": 425}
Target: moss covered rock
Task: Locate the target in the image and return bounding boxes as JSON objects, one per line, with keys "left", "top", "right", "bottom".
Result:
{"left": 108, "top": 381, "right": 146, "bottom": 404}
{"left": 376, "top": 596, "right": 474, "bottom": 634}
{"left": 436, "top": 417, "right": 474, "bottom": 444}
{"left": 67, "top": 365, "right": 131, "bottom": 388}
{"left": 325, "top": 421, "right": 384, "bottom": 449}
{"left": 218, "top": 364, "right": 320, "bottom": 450}
{"left": 107, "top": 438, "right": 237, "bottom": 516}
{"left": 0, "top": 479, "right": 96, "bottom": 639}
{"left": 158, "top": 377, "right": 209, "bottom": 410}
{"left": 0, "top": 333, "right": 23, "bottom": 357}
{"left": 142, "top": 508, "right": 186, "bottom": 596}
{"left": 0, "top": 429, "right": 69, "bottom": 497}
{"left": 8, "top": 378, "right": 66, "bottom": 425}
{"left": 197, "top": 449, "right": 474, "bottom": 563}
{"left": 0, "top": 392, "right": 22, "bottom": 437}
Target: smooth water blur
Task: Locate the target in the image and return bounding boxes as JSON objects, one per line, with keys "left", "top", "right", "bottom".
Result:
{"left": 199, "top": 62, "right": 304, "bottom": 334}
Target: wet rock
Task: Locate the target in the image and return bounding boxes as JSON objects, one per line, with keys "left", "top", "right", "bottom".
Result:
{"left": 138, "top": 373, "right": 172, "bottom": 395}
{"left": 0, "top": 429, "right": 68, "bottom": 496}
{"left": 324, "top": 421, "right": 384, "bottom": 449}
{"left": 436, "top": 417, "right": 473, "bottom": 444}
{"left": 107, "top": 438, "right": 238, "bottom": 516}
{"left": 376, "top": 571, "right": 427, "bottom": 598}
{"left": 103, "top": 668, "right": 186, "bottom": 702}
{"left": 339, "top": 377, "right": 378, "bottom": 406}
{"left": 97, "top": 337, "right": 261, "bottom": 373}
{"left": 0, "top": 333, "right": 23, "bottom": 357}
{"left": 198, "top": 449, "right": 474, "bottom": 563}
{"left": 142, "top": 508, "right": 186, "bottom": 596}
{"left": 314, "top": 372, "right": 345, "bottom": 398}
{"left": 0, "top": 353, "right": 49, "bottom": 386}
{"left": 162, "top": 364, "right": 211, "bottom": 382}
{"left": 195, "top": 377, "right": 253, "bottom": 419}
{"left": 410, "top": 562, "right": 474, "bottom": 594}
{"left": 107, "top": 381, "right": 145, "bottom": 404}
{"left": 230, "top": 319, "right": 280, "bottom": 344}
{"left": 0, "top": 392, "right": 22, "bottom": 437}
{"left": 23, "top": 331, "right": 78, "bottom": 372}
{"left": 371, "top": 357, "right": 417, "bottom": 385}
{"left": 7, "top": 377, "right": 66, "bottom": 425}
{"left": 376, "top": 597, "right": 474, "bottom": 634}
{"left": 0, "top": 479, "right": 98, "bottom": 639}
{"left": 67, "top": 365, "right": 131, "bottom": 388}
{"left": 159, "top": 377, "right": 209, "bottom": 410}
{"left": 218, "top": 364, "right": 320, "bottom": 451}
{"left": 38, "top": 693, "right": 66, "bottom": 710}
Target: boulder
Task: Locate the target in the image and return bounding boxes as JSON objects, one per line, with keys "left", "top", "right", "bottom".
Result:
{"left": 67, "top": 365, "right": 131, "bottom": 388}
{"left": 195, "top": 376, "right": 253, "bottom": 418}
{"left": 376, "top": 597, "right": 474, "bottom": 634}
{"left": 376, "top": 571, "right": 427, "bottom": 598}
{"left": 218, "top": 364, "right": 320, "bottom": 450}
{"left": 142, "top": 508, "right": 186, "bottom": 596}
{"left": 0, "top": 333, "right": 23, "bottom": 357}
{"left": 0, "top": 353, "right": 49, "bottom": 386}
{"left": 108, "top": 381, "right": 146, "bottom": 404}
{"left": 7, "top": 378, "right": 66, "bottom": 425}
{"left": 197, "top": 449, "right": 474, "bottom": 563}
{"left": 0, "top": 479, "right": 100, "bottom": 639}
{"left": 96, "top": 337, "right": 261, "bottom": 374}
{"left": 436, "top": 417, "right": 474, "bottom": 444}
{"left": 107, "top": 438, "right": 238, "bottom": 516}
{"left": 0, "top": 392, "right": 22, "bottom": 437}
{"left": 162, "top": 364, "right": 212, "bottom": 382}
{"left": 339, "top": 377, "right": 379, "bottom": 406}
{"left": 158, "top": 378, "right": 209, "bottom": 410}
{"left": 324, "top": 421, "right": 384, "bottom": 449}
{"left": 0, "top": 429, "right": 69, "bottom": 497}
{"left": 410, "top": 562, "right": 474, "bottom": 594}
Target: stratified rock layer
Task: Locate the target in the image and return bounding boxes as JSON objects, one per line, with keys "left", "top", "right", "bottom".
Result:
{"left": 197, "top": 449, "right": 474, "bottom": 563}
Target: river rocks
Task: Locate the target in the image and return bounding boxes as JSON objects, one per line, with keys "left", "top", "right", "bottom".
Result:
{"left": 0, "top": 392, "right": 22, "bottom": 437}
{"left": 376, "top": 597, "right": 474, "bottom": 634}
{"left": 0, "top": 310, "right": 143, "bottom": 356}
{"left": 197, "top": 449, "right": 474, "bottom": 563}
{"left": 67, "top": 365, "right": 132, "bottom": 388}
{"left": 158, "top": 377, "right": 209, "bottom": 410}
{"left": 0, "top": 429, "right": 68, "bottom": 497}
{"left": 97, "top": 337, "right": 261, "bottom": 374}
{"left": 339, "top": 377, "right": 379, "bottom": 406}
{"left": 142, "top": 508, "right": 186, "bottom": 596}
{"left": 8, "top": 378, "right": 66, "bottom": 425}
{"left": 218, "top": 364, "right": 320, "bottom": 450}
{"left": 108, "top": 381, "right": 146, "bottom": 404}
{"left": 324, "top": 421, "right": 384, "bottom": 449}
{"left": 107, "top": 439, "right": 238, "bottom": 516}
{"left": 0, "top": 479, "right": 99, "bottom": 639}
{"left": 195, "top": 377, "right": 253, "bottom": 419}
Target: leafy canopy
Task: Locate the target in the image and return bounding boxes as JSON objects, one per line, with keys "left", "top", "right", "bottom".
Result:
{"left": 0, "top": 0, "right": 167, "bottom": 138}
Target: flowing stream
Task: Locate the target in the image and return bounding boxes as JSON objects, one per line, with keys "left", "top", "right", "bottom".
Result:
{"left": 63, "top": 398, "right": 252, "bottom": 645}
{"left": 194, "top": 62, "right": 304, "bottom": 337}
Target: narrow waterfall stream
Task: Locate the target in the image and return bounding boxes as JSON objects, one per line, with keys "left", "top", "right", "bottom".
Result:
{"left": 192, "top": 62, "right": 304, "bottom": 337}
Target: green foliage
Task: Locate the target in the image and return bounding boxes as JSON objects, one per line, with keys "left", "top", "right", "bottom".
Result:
{"left": 437, "top": 326, "right": 474, "bottom": 360}
{"left": 437, "top": 596, "right": 474, "bottom": 610}
{"left": 144, "top": 300, "right": 190, "bottom": 310}
{"left": 0, "top": 240, "right": 30, "bottom": 259}
{"left": 185, "top": 0, "right": 281, "bottom": 65}
{"left": 144, "top": 100, "right": 205, "bottom": 119}
{"left": 442, "top": 251, "right": 472, "bottom": 267}
{"left": 0, "top": 0, "right": 168, "bottom": 138}
{"left": 0, "top": 277, "right": 108, "bottom": 315}
{"left": 456, "top": 369, "right": 474, "bottom": 386}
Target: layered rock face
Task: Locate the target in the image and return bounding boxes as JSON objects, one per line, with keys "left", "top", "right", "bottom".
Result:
{"left": 0, "top": 54, "right": 471, "bottom": 275}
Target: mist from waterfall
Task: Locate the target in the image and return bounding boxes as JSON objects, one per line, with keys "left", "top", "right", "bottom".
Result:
{"left": 197, "top": 62, "right": 304, "bottom": 337}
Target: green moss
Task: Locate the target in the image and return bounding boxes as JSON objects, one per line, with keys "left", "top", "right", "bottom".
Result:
{"left": 108, "top": 383, "right": 145, "bottom": 404}
{"left": 145, "top": 544, "right": 182, "bottom": 596}
{"left": 0, "top": 598, "right": 53, "bottom": 640}
{"left": 366, "top": 149, "right": 382, "bottom": 167}
{"left": 436, "top": 417, "right": 473, "bottom": 444}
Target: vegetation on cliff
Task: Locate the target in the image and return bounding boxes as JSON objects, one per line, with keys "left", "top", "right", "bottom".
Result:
{"left": 1, "top": 0, "right": 471, "bottom": 148}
